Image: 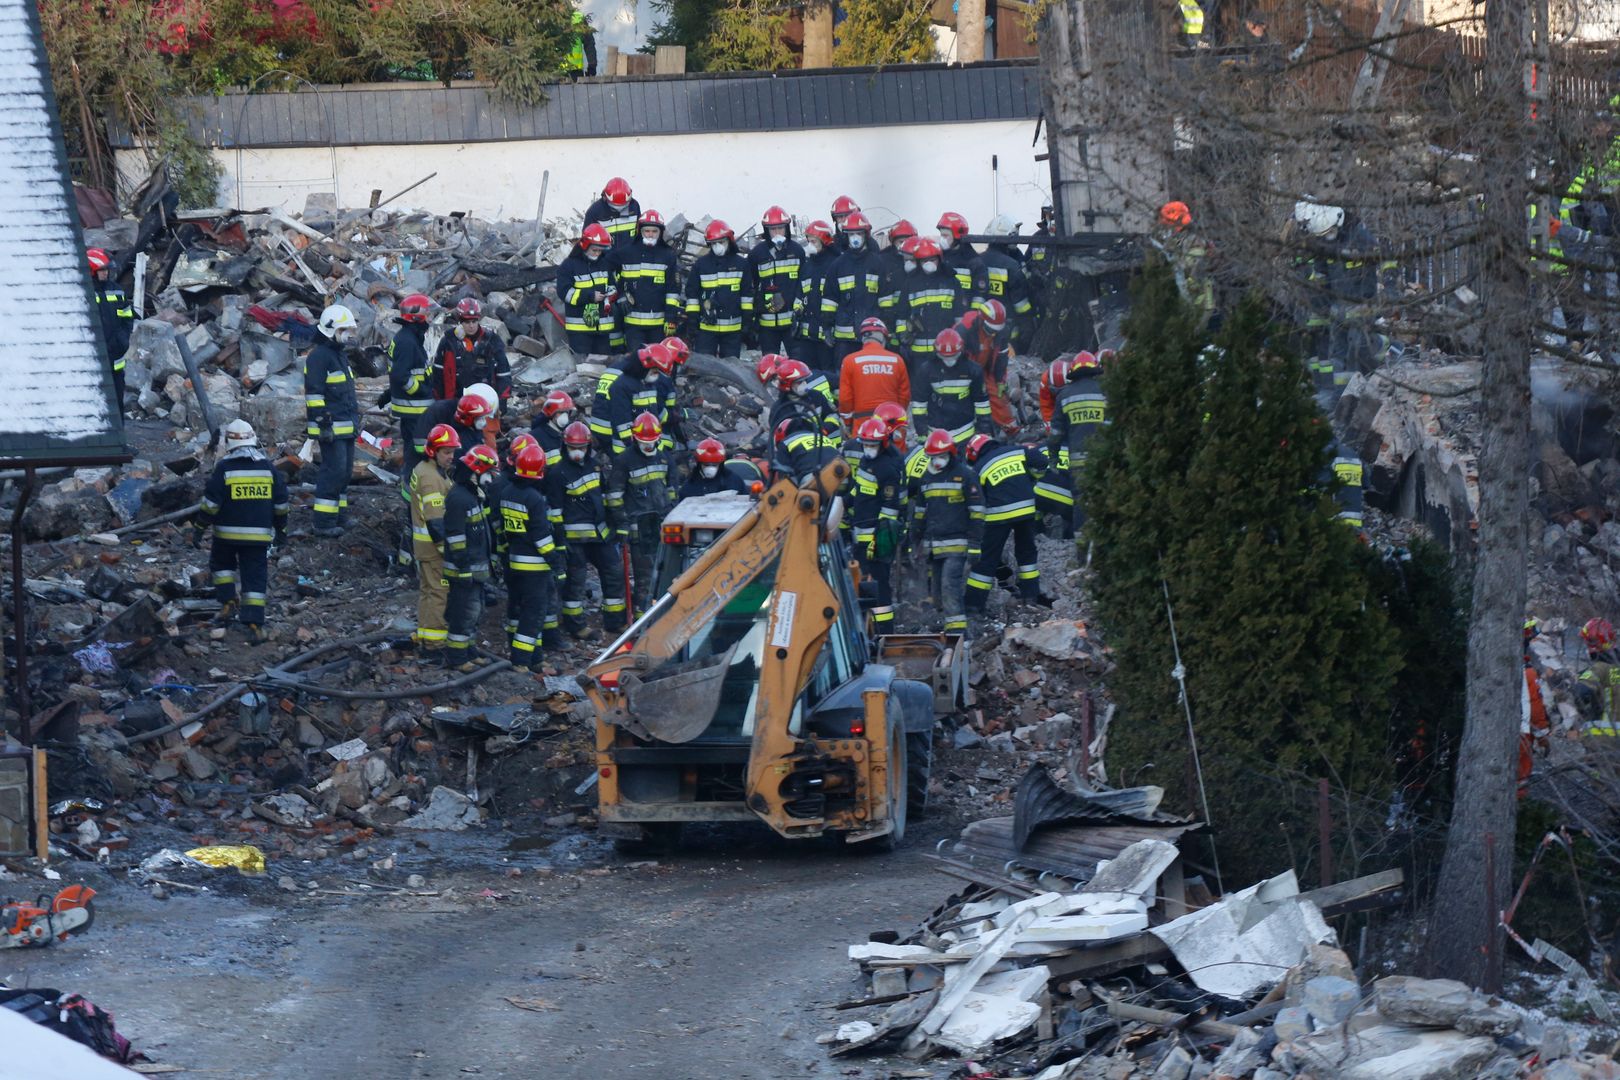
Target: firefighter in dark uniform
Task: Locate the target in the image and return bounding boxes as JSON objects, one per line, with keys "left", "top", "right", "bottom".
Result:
{"left": 980, "top": 216, "right": 1037, "bottom": 353}
{"left": 851, "top": 416, "right": 907, "bottom": 630}
{"left": 501, "top": 443, "right": 563, "bottom": 668}
{"left": 794, "top": 220, "right": 840, "bottom": 378}
{"left": 937, "top": 212, "right": 988, "bottom": 302}
{"left": 194, "top": 420, "right": 288, "bottom": 640}
{"left": 558, "top": 224, "right": 617, "bottom": 356}
{"left": 880, "top": 219, "right": 919, "bottom": 295}
{"left": 583, "top": 177, "right": 640, "bottom": 250}
{"left": 534, "top": 390, "right": 576, "bottom": 472}
{"left": 680, "top": 438, "right": 751, "bottom": 497}
{"left": 964, "top": 433, "right": 1050, "bottom": 612}
{"left": 911, "top": 328, "right": 991, "bottom": 446}
{"left": 305, "top": 304, "right": 360, "bottom": 536}
{"left": 609, "top": 412, "right": 678, "bottom": 613}
{"left": 423, "top": 389, "right": 498, "bottom": 460}
{"left": 612, "top": 210, "right": 682, "bottom": 352}
{"left": 432, "top": 297, "right": 511, "bottom": 404}
{"left": 442, "top": 445, "right": 499, "bottom": 668}
{"left": 388, "top": 292, "right": 436, "bottom": 567}
{"left": 552, "top": 421, "right": 628, "bottom": 640}
{"left": 591, "top": 342, "right": 677, "bottom": 456}
{"left": 821, "top": 212, "right": 897, "bottom": 366}
{"left": 895, "top": 238, "right": 969, "bottom": 374}
{"left": 1049, "top": 350, "right": 1107, "bottom": 533}
{"left": 749, "top": 206, "right": 806, "bottom": 355}
{"left": 87, "top": 248, "right": 133, "bottom": 409}
{"left": 911, "top": 428, "right": 983, "bottom": 634}
{"left": 685, "top": 220, "right": 753, "bottom": 359}
{"left": 1326, "top": 435, "right": 1365, "bottom": 531}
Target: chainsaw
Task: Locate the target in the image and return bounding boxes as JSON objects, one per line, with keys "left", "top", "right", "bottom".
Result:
{"left": 2, "top": 885, "right": 95, "bottom": 948}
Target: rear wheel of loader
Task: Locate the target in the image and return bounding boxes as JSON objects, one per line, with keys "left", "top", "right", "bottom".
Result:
{"left": 879, "top": 712, "right": 908, "bottom": 853}
{"left": 905, "top": 730, "right": 934, "bottom": 819}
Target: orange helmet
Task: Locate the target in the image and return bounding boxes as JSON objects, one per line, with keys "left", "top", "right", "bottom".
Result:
{"left": 924, "top": 429, "right": 957, "bottom": 456}
{"left": 964, "top": 433, "right": 993, "bottom": 463}
{"left": 602, "top": 177, "right": 633, "bottom": 208}
{"left": 86, "top": 248, "right": 111, "bottom": 273}
{"left": 1158, "top": 201, "right": 1192, "bottom": 230}
{"left": 424, "top": 423, "right": 461, "bottom": 455}
{"left": 460, "top": 445, "right": 499, "bottom": 475}
{"left": 937, "top": 212, "right": 969, "bottom": 241}
{"left": 756, "top": 354, "right": 784, "bottom": 385}
{"left": 398, "top": 293, "right": 434, "bottom": 324}
{"left": 1046, "top": 359, "right": 1071, "bottom": 390}
{"left": 630, "top": 411, "right": 663, "bottom": 448}
{"left": 855, "top": 417, "right": 889, "bottom": 444}
{"left": 513, "top": 443, "right": 547, "bottom": 480}
{"left": 695, "top": 438, "right": 726, "bottom": 465}
{"left": 704, "top": 219, "right": 734, "bottom": 244}
{"left": 455, "top": 394, "right": 491, "bottom": 427}
{"left": 874, "top": 401, "right": 908, "bottom": 435}
{"left": 505, "top": 430, "right": 538, "bottom": 467}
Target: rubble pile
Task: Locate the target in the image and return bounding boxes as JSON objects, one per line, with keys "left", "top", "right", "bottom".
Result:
{"left": 825, "top": 770, "right": 1615, "bottom": 1078}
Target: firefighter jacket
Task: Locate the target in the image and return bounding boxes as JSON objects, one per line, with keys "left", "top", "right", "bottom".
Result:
{"left": 535, "top": 423, "right": 566, "bottom": 472}
{"left": 410, "top": 459, "right": 453, "bottom": 555}
{"left": 879, "top": 245, "right": 910, "bottom": 297}
{"left": 1027, "top": 225, "right": 1052, "bottom": 273}
{"left": 550, "top": 453, "right": 616, "bottom": 543}
{"left": 583, "top": 195, "right": 641, "bottom": 249}
{"left": 1026, "top": 446, "right": 1075, "bottom": 518}
{"left": 500, "top": 476, "right": 560, "bottom": 577}
{"left": 911, "top": 357, "right": 991, "bottom": 442}
{"left": 387, "top": 323, "right": 433, "bottom": 422}
{"left": 1038, "top": 369, "right": 1059, "bottom": 429}
{"left": 748, "top": 238, "right": 807, "bottom": 332}
{"left": 895, "top": 267, "right": 968, "bottom": 355}
{"left": 1049, "top": 371, "right": 1107, "bottom": 468}
{"left": 557, "top": 247, "right": 617, "bottom": 339}
{"left": 684, "top": 244, "right": 753, "bottom": 335}
{"left": 1582, "top": 654, "right": 1620, "bottom": 736}
{"left": 422, "top": 396, "right": 495, "bottom": 454}
{"left": 1328, "top": 442, "right": 1364, "bottom": 528}
{"left": 304, "top": 339, "right": 358, "bottom": 438}
{"left": 775, "top": 402, "right": 842, "bottom": 480}
{"left": 611, "top": 242, "right": 681, "bottom": 332}
{"left": 1323, "top": 221, "right": 1382, "bottom": 305}
{"left": 850, "top": 446, "right": 906, "bottom": 554}
{"left": 609, "top": 440, "right": 678, "bottom": 523}
{"left": 980, "top": 245, "right": 1035, "bottom": 318}
{"left": 956, "top": 311, "right": 1008, "bottom": 386}
{"left": 592, "top": 354, "right": 671, "bottom": 452}
{"left": 93, "top": 283, "right": 134, "bottom": 369}
{"left": 822, "top": 245, "right": 896, "bottom": 343}
{"left": 434, "top": 328, "right": 511, "bottom": 402}
{"left": 679, "top": 466, "right": 750, "bottom": 499}
{"left": 974, "top": 441, "right": 1038, "bottom": 523}
{"left": 910, "top": 456, "right": 984, "bottom": 556}
{"left": 838, "top": 343, "right": 911, "bottom": 423}
{"left": 198, "top": 449, "right": 289, "bottom": 544}
{"left": 769, "top": 390, "right": 841, "bottom": 456}
{"left": 442, "top": 477, "right": 494, "bottom": 581}
{"left": 942, "top": 244, "right": 988, "bottom": 299}
{"left": 795, "top": 247, "right": 840, "bottom": 344}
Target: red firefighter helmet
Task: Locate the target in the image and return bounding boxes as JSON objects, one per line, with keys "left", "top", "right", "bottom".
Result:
{"left": 454, "top": 297, "right": 482, "bottom": 322}
{"left": 842, "top": 211, "right": 872, "bottom": 234}
{"left": 1158, "top": 201, "right": 1192, "bottom": 230}
{"left": 540, "top": 390, "right": 575, "bottom": 418}
{"left": 704, "top": 220, "right": 734, "bottom": 243}
{"left": 639, "top": 342, "right": 676, "bottom": 377}
{"left": 911, "top": 237, "right": 942, "bottom": 261}
{"left": 460, "top": 445, "right": 499, "bottom": 475}
{"left": 935, "top": 328, "right": 965, "bottom": 358}
{"left": 774, "top": 418, "right": 795, "bottom": 444}
{"left": 964, "top": 433, "right": 993, "bottom": 463}
{"left": 630, "top": 412, "right": 663, "bottom": 447}
{"left": 1072, "top": 350, "right": 1100, "bottom": 370}
{"left": 86, "top": 248, "right": 111, "bottom": 273}
{"left": 505, "top": 431, "right": 538, "bottom": 467}
{"left": 661, "top": 336, "right": 691, "bottom": 366}
{"left": 830, "top": 195, "right": 860, "bottom": 220}
{"left": 775, "top": 359, "right": 812, "bottom": 392}
{"left": 855, "top": 417, "right": 889, "bottom": 444}
{"left": 874, "top": 401, "right": 908, "bottom": 435}
{"left": 762, "top": 206, "right": 791, "bottom": 230}
{"left": 979, "top": 299, "right": 1008, "bottom": 331}
{"left": 924, "top": 429, "right": 957, "bottom": 456}
{"left": 637, "top": 208, "right": 665, "bottom": 229}
{"left": 581, "top": 223, "right": 612, "bottom": 249}
{"left": 513, "top": 443, "right": 547, "bottom": 480}
{"left": 563, "top": 420, "right": 592, "bottom": 448}
{"left": 695, "top": 438, "right": 726, "bottom": 465}
{"left": 756, "top": 354, "right": 784, "bottom": 385}
{"left": 937, "top": 212, "right": 970, "bottom": 240}
{"left": 398, "top": 293, "right": 434, "bottom": 323}
{"left": 454, "top": 393, "right": 491, "bottom": 426}
{"left": 889, "top": 219, "right": 917, "bottom": 245}
{"left": 898, "top": 237, "right": 923, "bottom": 259}
{"left": 1582, "top": 618, "right": 1617, "bottom": 652}
{"left": 424, "top": 423, "right": 462, "bottom": 455}
{"left": 1046, "top": 358, "right": 1071, "bottom": 390}
{"left": 859, "top": 317, "right": 888, "bottom": 340}
{"left": 602, "top": 177, "right": 633, "bottom": 208}
{"left": 805, "top": 220, "right": 835, "bottom": 246}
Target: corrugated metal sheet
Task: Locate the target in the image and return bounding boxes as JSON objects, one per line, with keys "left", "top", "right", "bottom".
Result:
{"left": 0, "top": 0, "right": 124, "bottom": 463}
{"left": 112, "top": 61, "right": 1040, "bottom": 150}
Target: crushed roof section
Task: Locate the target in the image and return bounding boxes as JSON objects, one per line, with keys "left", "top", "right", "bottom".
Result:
{"left": 110, "top": 61, "right": 1041, "bottom": 150}
{"left": 0, "top": 0, "right": 124, "bottom": 462}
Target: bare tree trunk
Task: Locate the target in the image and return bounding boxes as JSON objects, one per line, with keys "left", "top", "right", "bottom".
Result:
{"left": 1424, "top": 0, "right": 1532, "bottom": 993}
{"left": 957, "top": 0, "right": 987, "bottom": 62}
{"left": 803, "top": 1, "right": 834, "bottom": 68}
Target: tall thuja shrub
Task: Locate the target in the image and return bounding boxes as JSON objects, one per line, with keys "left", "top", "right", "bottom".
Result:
{"left": 1082, "top": 260, "right": 1210, "bottom": 790}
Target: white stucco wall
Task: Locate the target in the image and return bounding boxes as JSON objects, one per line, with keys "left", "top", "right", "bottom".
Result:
{"left": 119, "top": 118, "right": 1050, "bottom": 231}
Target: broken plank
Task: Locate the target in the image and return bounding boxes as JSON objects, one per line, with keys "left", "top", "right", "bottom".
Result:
{"left": 1105, "top": 1000, "right": 1245, "bottom": 1039}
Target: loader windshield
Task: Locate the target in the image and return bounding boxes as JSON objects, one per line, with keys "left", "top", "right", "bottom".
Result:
{"left": 679, "top": 558, "right": 782, "bottom": 742}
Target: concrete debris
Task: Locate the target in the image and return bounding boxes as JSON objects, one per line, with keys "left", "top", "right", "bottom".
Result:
{"left": 400, "top": 786, "right": 482, "bottom": 831}
{"left": 1005, "top": 620, "right": 1090, "bottom": 660}
{"left": 1150, "top": 870, "right": 1336, "bottom": 1000}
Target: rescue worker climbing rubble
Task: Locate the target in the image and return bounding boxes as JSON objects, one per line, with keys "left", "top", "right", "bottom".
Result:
{"left": 305, "top": 304, "right": 360, "bottom": 536}
{"left": 87, "top": 247, "right": 133, "bottom": 409}
{"left": 194, "top": 419, "right": 288, "bottom": 642}
{"left": 964, "top": 432, "right": 1052, "bottom": 612}
{"left": 1579, "top": 617, "right": 1620, "bottom": 738}
{"left": 610, "top": 412, "right": 678, "bottom": 613}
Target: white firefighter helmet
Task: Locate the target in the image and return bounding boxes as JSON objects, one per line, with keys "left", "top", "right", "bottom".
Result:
{"left": 985, "top": 213, "right": 1018, "bottom": 237}
{"left": 318, "top": 304, "right": 358, "bottom": 337}
{"left": 467, "top": 382, "right": 499, "bottom": 416}
{"left": 1293, "top": 200, "right": 1345, "bottom": 239}
{"left": 222, "top": 418, "right": 258, "bottom": 450}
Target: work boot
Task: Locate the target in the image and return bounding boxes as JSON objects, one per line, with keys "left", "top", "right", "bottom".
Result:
{"left": 313, "top": 525, "right": 342, "bottom": 539}
{"left": 419, "top": 648, "right": 447, "bottom": 669}
{"left": 571, "top": 625, "right": 602, "bottom": 643}
{"left": 214, "top": 600, "right": 239, "bottom": 625}
{"left": 1033, "top": 593, "right": 1055, "bottom": 609}
{"left": 235, "top": 621, "right": 266, "bottom": 643}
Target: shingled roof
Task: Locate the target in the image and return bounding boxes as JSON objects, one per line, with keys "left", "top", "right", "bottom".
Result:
{"left": 0, "top": 0, "right": 126, "bottom": 467}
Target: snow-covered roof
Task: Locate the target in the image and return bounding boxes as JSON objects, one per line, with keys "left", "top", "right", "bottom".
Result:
{"left": 0, "top": 0, "right": 125, "bottom": 465}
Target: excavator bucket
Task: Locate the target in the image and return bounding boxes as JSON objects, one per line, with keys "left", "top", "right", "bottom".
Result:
{"left": 621, "top": 643, "right": 738, "bottom": 744}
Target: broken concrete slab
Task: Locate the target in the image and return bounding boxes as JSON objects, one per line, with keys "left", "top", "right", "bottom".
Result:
{"left": 1375, "top": 976, "right": 1478, "bottom": 1028}
{"left": 1286, "top": 1021, "right": 1500, "bottom": 1080}
{"left": 400, "top": 785, "right": 481, "bottom": 830}
{"left": 1304, "top": 975, "right": 1362, "bottom": 1027}
{"left": 1150, "top": 870, "right": 1335, "bottom": 1000}
{"left": 1004, "top": 620, "right": 1088, "bottom": 660}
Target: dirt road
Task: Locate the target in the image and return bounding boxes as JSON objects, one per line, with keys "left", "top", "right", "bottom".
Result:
{"left": 3, "top": 825, "right": 950, "bottom": 1079}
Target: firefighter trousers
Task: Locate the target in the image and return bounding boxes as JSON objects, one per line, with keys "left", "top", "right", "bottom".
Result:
{"left": 858, "top": 551, "right": 895, "bottom": 629}
{"left": 627, "top": 514, "right": 663, "bottom": 613}
{"left": 621, "top": 324, "right": 665, "bottom": 351}
{"left": 445, "top": 577, "right": 486, "bottom": 653}
{"left": 506, "top": 570, "right": 551, "bottom": 667}
{"left": 314, "top": 437, "right": 355, "bottom": 528}
{"left": 929, "top": 554, "right": 969, "bottom": 633}
{"left": 568, "top": 329, "right": 613, "bottom": 356}
{"left": 966, "top": 518, "right": 1040, "bottom": 611}
{"left": 694, "top": 329, "right": 742, "bottom": 359}
{"left": 415, "top": 547, "right": 449, "bottom": 649}
{"left": 211, "top": 540, "right": 269, "bottom": 624}
{"left": 562, "top": 541, "right": 627, "bottom": 635}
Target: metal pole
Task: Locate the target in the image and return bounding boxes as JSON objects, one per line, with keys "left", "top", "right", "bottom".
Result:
{"left": 10, "top": 467, "right": 36, "bottom": 742}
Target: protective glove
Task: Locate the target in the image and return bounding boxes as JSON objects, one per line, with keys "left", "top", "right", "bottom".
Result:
{"left": 874, "top": 519, "right": 901, "bottom": 560}
{"left": 664, "top": 320, "right": 679, "bottom": 337}
{"left": 769, "top": 293, "right": 787, "bottom": 314}
{"left": 318, "top": 420, "right": 335, "bottom": 444}
{"left": 583, "top": 303, "right": 601, "bottom": 330}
